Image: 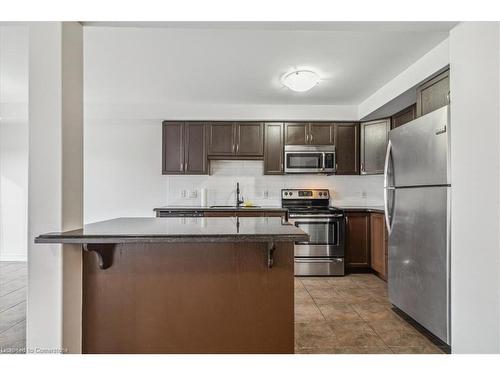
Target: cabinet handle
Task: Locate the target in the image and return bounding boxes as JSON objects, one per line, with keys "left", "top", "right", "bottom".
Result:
{"left": 232, "top": 143, "right": 235, "bottom": 153}
{"left": 236, "top": 143, "right": 239, "bottom": 153}
{"left": 184, "top": 162, "right": 187, "bottom": 172}
{"left": 446, "top": 91, "right": 451, "bottom": 104}
{"left": 361, "top": 162, "right": 364, "bottom": 173}
{"left": 180, "top": 162, "right": 184, "bottom": 172}
{"left": 310, "top": 133, "right": 313, "bottom": 143}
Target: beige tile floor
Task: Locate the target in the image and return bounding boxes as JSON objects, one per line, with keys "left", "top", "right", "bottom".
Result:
{"left": 295, "top": 274, "right": 447, "bottom": 354}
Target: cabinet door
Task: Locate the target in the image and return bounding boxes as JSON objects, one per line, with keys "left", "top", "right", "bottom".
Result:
{"left": 284, "top": 122, "right": 308, "bottom": 145}
{"left": 264, "top": 122, "right": 284, "bottom": 175}
{"left": 309, "top": 123, "right": 334, "bottom": 145}
{"left": 345, "top": 212, "right": 370, "bottom": 269}
{"left": 370, "top": 213, "right": 387, "bottom": 280}
{"left": 162, "top": 121, "right": 184, "bottom": 174}
{"left": 391, "top": 104, "right": 416, "bottom": 129}
{"left": 184, "top": 122, "right": 207, "bottom": 174}
{"left": 208, "top": 122, "right": 235, "bottom": 155}
{"left": 236, "top": 122, "right": 263, "bottom": 156}
{"left": 416, "top": 69, "right": 450, "bottom": 117}
{"left": 360, "top": 119, "right": 390, "bottom": 175}
{"left": 334, "top": 123, "right": 359, "bottom": 175}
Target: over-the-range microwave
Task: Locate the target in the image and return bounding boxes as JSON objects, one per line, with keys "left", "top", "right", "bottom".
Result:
{"left": 284, "top": 145, "right": 336, "bottom": 174}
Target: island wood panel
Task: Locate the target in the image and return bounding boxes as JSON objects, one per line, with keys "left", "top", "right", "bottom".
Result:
{"left": 82, "top": 241, "right": 294, "bottom": 354}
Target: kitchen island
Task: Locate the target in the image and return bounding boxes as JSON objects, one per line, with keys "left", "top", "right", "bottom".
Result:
{"left": 35, "top": 216, "right": 307, "bottom": 354}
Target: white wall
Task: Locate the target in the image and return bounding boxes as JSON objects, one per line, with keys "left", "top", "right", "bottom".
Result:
{"left": 0, "top": 25, "right": 29, "bottom": 262}
{"left": 358, "top": 38, "right": 450, "bottom": 119}
{"left": 449, "top": 22, "right": 500, "bottom": 353}
{"left": 28, "top": 22, "right": 83, "bottom": 354}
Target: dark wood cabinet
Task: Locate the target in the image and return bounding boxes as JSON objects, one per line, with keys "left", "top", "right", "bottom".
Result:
{"left": 208, "top": 122, "right": 235, "bottom": 156}
{"left": 391, "top": 104, "right": 416, "bottom": 129}
{"left": 416, "top": 69, "right": 450, "bottom": 117}
{"left": 162, "top": 122, "right": 207, "bottom": 175}
{"left": 208, "top": 122, "right": 263, "bottom": 157}
{"left": 235, "top": 122, "right": 263, "bottom": 156}
{"left": 264, "top": 122, "right": 284, "bottom": 175}
{"left": 370, "top": 213, "right": 388, "bottom": 280}
{"left": 309, "top": 123, "right": 334, "bottom": 145}
{"left": 334, "top": 123, "right": 359, "bottom": 175}
{"left": 284, "top": 122, "right": 308, "bottom": 145}
{"left": 284, "top": 122, "right": 333, "bottom": 145}
{"left": 184, "top": 122, "right": 207, "bottom": 174}
{"left": 345, "top": 211, "right": 371, "bottom": 269}
{"left": 360, "top": 118, "right": 390, "bottom": 175}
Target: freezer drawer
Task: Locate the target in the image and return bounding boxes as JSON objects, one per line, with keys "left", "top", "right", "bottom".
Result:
{"left": 388, "top": 186, "right": 450, "bottom": 344}
{"left": 388, "top": 105, "right": 449, "bottom": 187}
{"left": 294, "top": 258, "right": 344, "bottom": 276}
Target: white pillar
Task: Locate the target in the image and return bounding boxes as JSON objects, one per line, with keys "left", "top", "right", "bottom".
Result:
{"left": 27, "top": 21, "right": 83, "bottom": 354}
{"left": 450, "top": 21, "right": 500, "bottom": 353}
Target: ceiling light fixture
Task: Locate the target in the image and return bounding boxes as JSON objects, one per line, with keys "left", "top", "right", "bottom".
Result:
{"left": 281, "top": 69, "right": 320, "bottom": 92}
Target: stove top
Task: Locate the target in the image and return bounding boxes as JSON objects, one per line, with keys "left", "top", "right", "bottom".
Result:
{"left": 281, "top": 189, "right": 343, "bottom": 215}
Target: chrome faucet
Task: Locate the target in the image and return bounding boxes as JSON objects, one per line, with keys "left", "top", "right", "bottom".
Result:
{"left": 236, "top": 182, "right": 244, "bottom": 207}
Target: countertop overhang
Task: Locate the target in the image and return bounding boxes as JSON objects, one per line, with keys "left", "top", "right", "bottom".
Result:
{"left": 35, "top": 217, "right": 309, "bottom": 244}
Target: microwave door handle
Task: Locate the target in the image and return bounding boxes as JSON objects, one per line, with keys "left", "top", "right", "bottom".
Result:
{"left": 321, "top": 153, "right": 326, "bottom": 171}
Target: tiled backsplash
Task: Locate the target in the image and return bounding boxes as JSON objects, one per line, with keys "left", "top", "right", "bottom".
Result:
{"left": 166, "top": 160, "right": 384, "bottom": 207}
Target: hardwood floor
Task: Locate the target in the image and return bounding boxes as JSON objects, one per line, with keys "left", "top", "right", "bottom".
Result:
{"left": 0, "top": 261, "right": 27, "bottom": 354}
{"left": 295, "top": 274, "right": 448, "bottom": 354}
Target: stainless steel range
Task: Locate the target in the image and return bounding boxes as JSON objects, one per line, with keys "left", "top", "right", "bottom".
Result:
{"left": 281, "top": 189, "right": 345, "bottom": 276}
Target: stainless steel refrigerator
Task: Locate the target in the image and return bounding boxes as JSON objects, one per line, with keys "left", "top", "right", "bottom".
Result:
{"left": 384, "top": 105, "right": 450, "bottom": 345}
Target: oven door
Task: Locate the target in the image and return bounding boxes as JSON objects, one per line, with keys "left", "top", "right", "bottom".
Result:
{"left": 284, "top": 152, "right": 324, "bottom": 173}
{"left": 289, "top": 217, "right": 343, "bottom": 257}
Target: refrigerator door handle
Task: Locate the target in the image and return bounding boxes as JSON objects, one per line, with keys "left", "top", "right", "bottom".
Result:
{"left": 384, "top": 140, "right": 394, "bottom": 234}
{"left": 384, "top": 139, "right": 392, "bottom": 188}
{"left": 384, "top": 187, "right": 394, "bottom": 235}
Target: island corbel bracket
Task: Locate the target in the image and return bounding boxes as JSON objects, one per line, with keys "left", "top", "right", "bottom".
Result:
{"left": 267, "top": 242, "right": 275, "bottom": 268}
{"left": 83, "top": 244, "right": 115, "bottom": 270}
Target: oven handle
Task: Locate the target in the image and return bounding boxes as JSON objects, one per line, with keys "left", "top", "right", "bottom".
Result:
{"left": 289, "top": 217, "right": 338, "bottom": 223}
{"left": 295, "top": 258, "right": 343, "bottom": 263}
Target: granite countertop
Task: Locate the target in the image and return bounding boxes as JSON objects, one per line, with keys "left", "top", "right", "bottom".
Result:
{"left": 334, "top": 205, "right": 385, "bottom": 213}
{"left": 35, "top": 217, "right": 308, "bottom": 244}
{"left": 153, "top": 206, "right": 287, "bottom": 212}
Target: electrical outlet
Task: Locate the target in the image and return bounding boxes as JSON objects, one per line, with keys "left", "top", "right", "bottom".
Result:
{"left": 189, "top": 190, "right": 197, "bottom": 199}
{"left": 181, "top": 190, "right": 187, "bottom": 198}
{"left": 263, "top": 190, "right": 269, "bottom": 199}
{"left": 361, "top": 191, "right": 367, "bottom": 199}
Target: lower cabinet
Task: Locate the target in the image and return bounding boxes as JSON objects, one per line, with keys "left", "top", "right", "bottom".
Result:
{"left": 345, "top": 212, "right": 371, "bottom": 269}
{"left": 370, "top": 212, "right": 388, "bottom": 280}
{"left": 345, "top": 210, "right": 388, "bottom": 280}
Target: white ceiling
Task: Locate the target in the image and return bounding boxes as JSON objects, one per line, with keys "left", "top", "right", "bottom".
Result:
{"left": 83, "top": 22, "right": 456, "bottom": 106}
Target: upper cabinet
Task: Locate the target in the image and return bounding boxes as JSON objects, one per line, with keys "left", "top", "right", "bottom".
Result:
{"left": 162, "top": 122, "right": 207, "bottom": 175}
{"left": 360, "top": 119, "right": 390, "bottom": 175}
{"left": 207, "top": 122, "right": 234, "bottom": 156}
{"left": 235, "top": 122, "right": 264, "bottom": 156}
{"left": 334, "top": 123, "right": 360, "bottom": 175}
{"left": 208, "top": 122, "right": 263, "bottom": 158}
{"left": 391, "top": 104, "right": 416, "bottom": 129}
{"left": 416, "top": 69, "right": 450, "bottom": 117}
{"left": 285, "top": 122, "right": 334, "bottom": 145}
{"left": 264, "top": 122, "right": 284, "bottom": 175}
